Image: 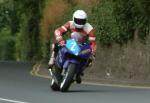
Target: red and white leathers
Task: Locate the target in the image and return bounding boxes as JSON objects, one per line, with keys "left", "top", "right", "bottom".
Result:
{"left": 54, "top": 21, "right": 96, "bottom": 55}
{"left": 48, "top": 21, "right": 96, "bottom": 67}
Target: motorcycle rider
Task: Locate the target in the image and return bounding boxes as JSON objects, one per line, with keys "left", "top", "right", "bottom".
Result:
{"left": 48, "top": 10, "right": 96, "bottom": 83}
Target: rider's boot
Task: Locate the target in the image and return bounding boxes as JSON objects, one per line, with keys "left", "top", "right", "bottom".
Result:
{"left": 76, "top": 74, "right": 82, "bottom": 84}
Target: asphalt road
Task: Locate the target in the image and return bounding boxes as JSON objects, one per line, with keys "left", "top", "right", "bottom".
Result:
{"left": 0, "top": 62, "right": 150, "bottom": 103}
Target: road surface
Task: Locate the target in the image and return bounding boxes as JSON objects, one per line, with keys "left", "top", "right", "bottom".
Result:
{"left": 0, "top": 62, "right": 150, "bottom": 103}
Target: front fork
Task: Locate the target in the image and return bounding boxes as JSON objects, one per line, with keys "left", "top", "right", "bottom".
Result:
{"left": 49, "top": 65, "right": 62, "bottom": 85}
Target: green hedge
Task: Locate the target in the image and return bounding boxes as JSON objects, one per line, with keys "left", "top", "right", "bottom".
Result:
{"left": 91, "top": 0, "right": 149, "bottom": 45}
{"left": 0, "top": 29, "right": 16, "bottom": 60}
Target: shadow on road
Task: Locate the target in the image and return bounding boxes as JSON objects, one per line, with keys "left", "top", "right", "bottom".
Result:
{"left": 67, "top": 89, "right": 112, "bottom": 93}
{"left": 66, "top": 88, "right": 143, "bottom": 93}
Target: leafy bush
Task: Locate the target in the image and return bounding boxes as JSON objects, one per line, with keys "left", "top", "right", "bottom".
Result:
{"left": 0, "top": 29, "right": 16, "bottom": 60}
{"left": 90, "top": 0, "right": 149, "bottom": 45}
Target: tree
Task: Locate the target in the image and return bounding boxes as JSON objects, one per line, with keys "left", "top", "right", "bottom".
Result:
{"left": 15, "top": 0, "right": 44, "bottom": 61}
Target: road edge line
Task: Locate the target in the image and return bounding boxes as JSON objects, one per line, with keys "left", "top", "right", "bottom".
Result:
{"left": 30, "top": 63, "right": 150, "bottom": 89}
{"left": 30, "top": 63, "right": 51, "bottom": 79}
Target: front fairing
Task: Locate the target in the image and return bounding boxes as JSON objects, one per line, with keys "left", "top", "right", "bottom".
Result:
{"left": 55, "top": 47, "right": 68, "bottom": 68}
{"left": 55, "top": 39, "right": 92, "bottom": 71}
{"left": 66, "top": 39, "right": 92, "bottom": 59}
{"left": 78, "top": 43, "right": 92, "bottom": 58}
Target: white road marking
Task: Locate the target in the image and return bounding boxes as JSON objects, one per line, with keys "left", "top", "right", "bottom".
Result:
{"left": 0, "top": 98, "right": 29, "bottom": 103}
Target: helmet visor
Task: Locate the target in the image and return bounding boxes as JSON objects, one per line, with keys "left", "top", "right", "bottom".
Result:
{"left": 74, "top": 18, "right": 86, "bottom": 25}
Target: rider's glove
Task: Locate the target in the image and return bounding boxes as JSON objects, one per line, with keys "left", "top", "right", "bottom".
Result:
{"left": 58, "top": 40, "right": 65, "bottom": 46}
{"left": 92, "top": 49, "right": 96, "bottom": 57}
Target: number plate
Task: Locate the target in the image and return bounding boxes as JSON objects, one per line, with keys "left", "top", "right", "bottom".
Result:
{"left": 66, "top": 39, "right": 80, "bottom": 55}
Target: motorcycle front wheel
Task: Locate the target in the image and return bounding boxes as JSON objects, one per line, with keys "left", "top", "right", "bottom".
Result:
{"left": 60, "top": 63, "right": 76, "bottom": 92}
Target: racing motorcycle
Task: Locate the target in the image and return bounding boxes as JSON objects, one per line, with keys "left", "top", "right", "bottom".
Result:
{"left": 49, "top": 32, "right": 92, "bottom": 92}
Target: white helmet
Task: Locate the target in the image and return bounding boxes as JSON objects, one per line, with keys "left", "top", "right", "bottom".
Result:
{"left": 73, "top": 10, "right": 87, "bottom": 28}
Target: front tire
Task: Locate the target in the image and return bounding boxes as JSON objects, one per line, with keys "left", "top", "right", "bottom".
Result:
{"left": 60, "top": 64, "right": 76, "bottom": 92}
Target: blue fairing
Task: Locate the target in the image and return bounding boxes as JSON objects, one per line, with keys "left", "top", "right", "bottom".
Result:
{"left": 78, "top": 43, "right": 91, "bottom": 58}
{"left": 55, "top": 39, "right": 92, "bottom": 73}
{"left": 55, "top": 47, "right": 68, "bottom": 67}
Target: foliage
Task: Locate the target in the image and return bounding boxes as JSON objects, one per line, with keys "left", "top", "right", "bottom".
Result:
{"left": 0, "top": 1, "right": 18, "bottom": 60}
{"left": 17, "top": 0, "right": 43, "bottom": 61}
{"left": 0, "top": 1, "right": 10, "bottom": 31}
{"left": 113, "top": 0, "right": 150, "bottom": 42}
{"left": 90, "top": 0, "right": 119, "bottom": 46}
{"left": 0, "top": 0, "right": 45, "bottom": 61}
{"left": 0, "top": 29, "right": 15, "bottom": 60}
{"left": 0, "top": 0, "right": 150, "bottom": 61}
{"left": 90, "top": 0, "right": 150, "bottom": 45}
